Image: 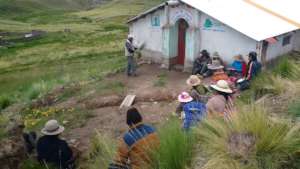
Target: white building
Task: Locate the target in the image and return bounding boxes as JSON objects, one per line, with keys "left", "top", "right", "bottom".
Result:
{"left": 128, "top": 0, "right": 300, "bottom": 71}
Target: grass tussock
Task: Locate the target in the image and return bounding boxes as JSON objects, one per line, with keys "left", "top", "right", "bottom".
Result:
{"left": 150, "top": 119, "right": 196, "bottom": 169}
{"left": 197, "top": 107, "right": 300, "bottom": 169}
{"left": 83, "top": 132, "right": 116, "bottom": 169}
{"left": 273, "top": 57, "right": 300, "bottom": 80}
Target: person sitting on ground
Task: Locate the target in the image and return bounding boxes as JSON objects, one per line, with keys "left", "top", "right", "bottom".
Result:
{"left": 186, "top": 75, "right": 209, "bottom": 103}
{"left": 177, "top": 92, "right": 206, "bottom": 130}
{"left": 230, "top": 54, "right": 247, "bottom": 77}
{"left": 206, "top": 80, "right": 235, "bottom": 120}
{"left": 109, "top": 107, "right": 159, "bottom": 169}
{"left": 192, "top": 50, "right": 212, "bottom": 75}
{"left": 208, "top": 54, "right": 229, "bottom": 82}
{"left": 246, "top": 51, "right": 262, "bottom": 81}
{"left": 37, "top": 120, "right": 75, "bottom": 169}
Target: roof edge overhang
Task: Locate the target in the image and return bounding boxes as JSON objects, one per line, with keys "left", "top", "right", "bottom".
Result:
{"left": 127, "top": 3, "right": 166, "bottom": 24}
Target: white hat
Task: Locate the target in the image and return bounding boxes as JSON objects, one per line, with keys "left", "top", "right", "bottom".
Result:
{"left": 41, "top": 120, "right": 65, "bottom": 136}
{"left": 178, "top": 92, "right": 193, "bottom": 103}
{"left": 210, "top": 80, "right": 233, "bottom": 93}
{"left": 208, "top": 60, "right": 224, "bottom": 70}
{"left": 128, "top": 34, "right": 134, "bottom": 39}
{"left": 186, "top": 75, "right": 202, "bottom": 87}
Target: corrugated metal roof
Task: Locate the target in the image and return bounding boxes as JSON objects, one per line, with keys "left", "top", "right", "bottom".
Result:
{"left": 181, "top": 0, "right": 299, "bottom": 41}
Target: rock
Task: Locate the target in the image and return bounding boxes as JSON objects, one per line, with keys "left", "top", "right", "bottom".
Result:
{"left": 227, "top": 132, "right": 256, "bottom": 161}
{"left": 0, "top": 120, "right": 26, "bottom": 169}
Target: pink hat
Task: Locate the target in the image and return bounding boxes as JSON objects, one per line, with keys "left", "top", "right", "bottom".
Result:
{"left": 178, "top": 92, "right": 193, "bottom": 103}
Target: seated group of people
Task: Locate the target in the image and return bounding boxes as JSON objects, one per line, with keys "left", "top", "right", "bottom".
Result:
{"left": 193, "top": 50, "right": 262, "bottom": 89}
{"left": 33, "top": 50, "right": 262, "bottom": 169}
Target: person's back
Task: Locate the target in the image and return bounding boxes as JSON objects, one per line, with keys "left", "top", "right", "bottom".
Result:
{"left": 183, "top": 101, "right": 206, "bottom": 130}
{"left": 251, "top": 60, "right": 262, "bottom": 77}
{"left": 37, "top": 135, "right": 73, "bottom": 169}
{"left": 37, "top": 120, "right": 74, "bottom": 169}
{"left": 110, "top": 108, "right": 159, "bottom": 169}
{"left": 125, "top": 124, "right": 158, "bottom": 168}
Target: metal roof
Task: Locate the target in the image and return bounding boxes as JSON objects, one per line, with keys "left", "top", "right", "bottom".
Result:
{"left": 181, "top": 0, "right": 300, "bottom": 41}
{"left": 128, "top": 0, "right": 300, "bottom": 41}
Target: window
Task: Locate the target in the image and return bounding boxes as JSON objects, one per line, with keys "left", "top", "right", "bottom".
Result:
{"left": 282, "top": 35, "right": 291, "bottom": 46}
{"left": 151, "top": 15, "right": 160, "bottom": 27}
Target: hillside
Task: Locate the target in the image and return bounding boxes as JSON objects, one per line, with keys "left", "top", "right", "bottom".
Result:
{"left": 0, "top": 0, "right": 164, "bottom": 133}
{"left": 0, "top": 0, "right": 109, "bottom": 23}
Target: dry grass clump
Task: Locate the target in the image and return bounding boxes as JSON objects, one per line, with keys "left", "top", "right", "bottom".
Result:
{"left": 197, "top": 107, "right": 300, "bottom": 169}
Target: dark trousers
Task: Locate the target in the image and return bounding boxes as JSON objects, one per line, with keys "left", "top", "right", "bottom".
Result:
{"left": 127, "top": 56, "right": 136, "bottom": 76}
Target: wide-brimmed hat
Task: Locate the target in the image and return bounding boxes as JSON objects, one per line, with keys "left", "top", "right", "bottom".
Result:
{"left": 41, "top": 120, "right": 65, "bottom": 136}
{"left": 208, "top": 60, "right": 224, "bottom": 70}
{"left": 178, "top": 92, "right": 193, "bottom": 103}
{"left": 210, "top": 80, "right": 233, "bottom": 93}
{"left": 186, "top": 75, "right": 202, "bottom": 87}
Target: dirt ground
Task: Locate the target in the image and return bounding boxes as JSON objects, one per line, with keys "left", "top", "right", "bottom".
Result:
{"left": 64, "top": 64, "right": 192, "bottom": 151}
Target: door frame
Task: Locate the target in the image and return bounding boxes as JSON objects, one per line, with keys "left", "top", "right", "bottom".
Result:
{"left": 177, "top": 18, "right": 189, "bottom": 66}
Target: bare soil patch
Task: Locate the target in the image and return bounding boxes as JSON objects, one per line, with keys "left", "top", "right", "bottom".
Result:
{"left": 63, "top": 64, "right": 191, "bottom": 151}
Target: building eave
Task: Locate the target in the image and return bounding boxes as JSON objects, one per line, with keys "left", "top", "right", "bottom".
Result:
{"left": 127, "top": 3, "right": 166, "bottom": 24}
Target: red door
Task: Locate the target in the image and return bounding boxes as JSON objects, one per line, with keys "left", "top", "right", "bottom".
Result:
{"left": 178, "top": 19, "right": 188, "bottom": 65}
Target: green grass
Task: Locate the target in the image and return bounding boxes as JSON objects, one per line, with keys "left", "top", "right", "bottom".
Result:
{"left": 273, "top": 57, "right": 300, "bottom": 80}
{"left": 150, "top": 119, "right": 196, "bottom": 169}
{"left": 239, "top": 55, "right": 300, "bottom": 103}
{"left": 154, "top": 72, "right": 167, "bottom": 87}
{"left": 288, "top": 99, "right": 300, "bottom": 118}
{"left": 197, "top": 107, "right": 300, "bottom": 169}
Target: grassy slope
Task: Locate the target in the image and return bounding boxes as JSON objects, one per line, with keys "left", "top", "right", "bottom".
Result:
{"left": 0, "top": 0, "right": 164, "bottom": 104}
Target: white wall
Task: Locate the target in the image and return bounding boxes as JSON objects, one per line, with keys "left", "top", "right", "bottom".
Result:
{"left": 130, "top": 9, "right": 165, "bottom": 53}
{"left": 199, "top": 13, "right": 257, "bottom": 64}
{"left": 266, "top": 33, "right": 294, "bottom": 60}
{"left": 293, "top": 30, "right": 300, "bottom": 51}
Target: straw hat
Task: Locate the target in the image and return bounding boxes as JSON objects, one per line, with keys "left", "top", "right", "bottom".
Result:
{"left": 208, "top": 60, "right": 224, "bottom": 70}
{"left": 41, "top": 120, "right": 65, "bottom": 136}
{"left": 178, "top": 92, "right": 193, "bottom": 103}
{"left": 186, "top": 75, "right": 202, "bottom": 87}
{"left": 210, "top": 80, "right": 233, "bottom": 93}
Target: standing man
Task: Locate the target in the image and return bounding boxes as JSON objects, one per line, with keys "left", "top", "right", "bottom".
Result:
{"left": 125, "top": 34, "right": 138, "bottom": 76}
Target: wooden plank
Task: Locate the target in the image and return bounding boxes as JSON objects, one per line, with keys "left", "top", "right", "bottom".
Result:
{"left": 119, "top": 95, "right": 136, "bottom": 109}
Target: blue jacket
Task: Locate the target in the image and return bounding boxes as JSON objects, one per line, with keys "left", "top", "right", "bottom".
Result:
{"left": 183, "top": 101, "right": 207, "bottom": 130}
{"left": 231, "top": 61, "right": 243, "bottom": 72}
{"left": 247, "top": 61, "right": 262, "bottom": 80}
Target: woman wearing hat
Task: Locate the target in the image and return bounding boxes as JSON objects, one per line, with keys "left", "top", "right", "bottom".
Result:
{"left": 176, "top": 92, "right": 206, "bottom": 130}
{"left": 37, "top": 120, "right": 75, "bottom": 169}
{"left": 208, "top": 57, "right": 229, "bottom": 82}
{"left": 186, "top": 75, "right": 209, "bottom": 103}
{"left": 206, "top": 80, "right": 235, "bottom": 119}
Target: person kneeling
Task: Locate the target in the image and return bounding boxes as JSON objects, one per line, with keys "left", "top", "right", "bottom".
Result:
{"left": 109, "top": 107, "right": 159, "bottom": 169}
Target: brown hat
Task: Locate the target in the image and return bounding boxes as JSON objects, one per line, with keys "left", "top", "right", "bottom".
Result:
{"left": 186, "top": 75, "right": 202, "bottom": 87}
